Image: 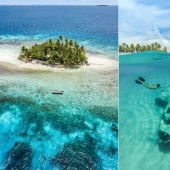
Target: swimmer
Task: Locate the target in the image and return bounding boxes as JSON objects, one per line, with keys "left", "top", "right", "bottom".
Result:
{"left": 135, "top": 77, "right": 161, "bottom": 89}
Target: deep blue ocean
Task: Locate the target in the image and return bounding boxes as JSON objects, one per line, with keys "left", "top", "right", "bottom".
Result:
{"left": 0, "top": 6, "right": 118, "bottom": 170}
{"left": 0, "top": 5, "right": 118, "bottom": 57}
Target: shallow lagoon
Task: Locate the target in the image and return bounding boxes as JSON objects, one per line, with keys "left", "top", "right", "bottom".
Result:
{"left": 0, "top": 61, "right": 118, "bottom": 169}
{"left": 119, "top": 51, "right": 170, "bottom": 170}
{"left": 0, "top": 5, "right": 118, "bottom": 169}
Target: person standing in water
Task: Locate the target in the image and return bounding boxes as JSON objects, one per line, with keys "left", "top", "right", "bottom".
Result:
{"left": 135, "top": 77, "right": 161, "bottom": 89}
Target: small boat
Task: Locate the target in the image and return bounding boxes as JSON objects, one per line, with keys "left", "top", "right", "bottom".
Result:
{"left": 52, "top": 90, "right": 64, "bottom": 94}
{"left": 53, "top": 90, "right": 64, "bottom": 93}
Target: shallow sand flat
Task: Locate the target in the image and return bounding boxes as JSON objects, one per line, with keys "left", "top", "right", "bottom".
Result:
{"left": 0, "top": 40, "right": 118, "bottom": 123}
{"left": 0, "top": 5, "right": 118, "bottom": 168}
{"left": 119, "top": 52, "right": 170, "bottom": 170}
{"left": 0, "top": 56, "right": 118, "bottom": 168}
{"left": 0, "top": 45, "right": 118, "bottom": 169}
{"left": 0, "top": 57, "right": 118, "bottom": 119}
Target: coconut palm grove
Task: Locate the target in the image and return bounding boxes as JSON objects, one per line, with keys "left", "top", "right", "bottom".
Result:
{"left": 119, "top": 42, "right": 167, "bottom": 53}
{"left": 19, "top": 36, "right": 88, "bottom": 65}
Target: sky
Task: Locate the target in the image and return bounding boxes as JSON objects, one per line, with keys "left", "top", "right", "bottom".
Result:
{"left": 0, "top": 0, "right": 118, "bottom": 5}
{"left": 119, "top": 0, "right": 170, "bottom": 51}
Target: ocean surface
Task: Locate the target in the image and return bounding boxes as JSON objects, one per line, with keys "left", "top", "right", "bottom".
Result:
{"left": 0, "top": 5, "right": 118, "bottom": 59}
{"left": 119, "top": 51, "right": 170, "bottom": 170}
{"left": 0, "top": 6, "right": 118, "bottom": 170}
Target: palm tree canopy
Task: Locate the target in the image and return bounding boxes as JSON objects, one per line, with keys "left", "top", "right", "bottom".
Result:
{"left": 119, "top": 43, "right": 167, "bottom": 53}
{"left": 19, "top": 36, "right": 88, "bottom": 66}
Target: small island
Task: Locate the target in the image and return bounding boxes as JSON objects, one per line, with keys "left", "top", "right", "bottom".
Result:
{"left": 19, "top": 36, "right": 88, "bottom": 67}
{"left": 119, "top": 42, "right": 167, "bottom": 53}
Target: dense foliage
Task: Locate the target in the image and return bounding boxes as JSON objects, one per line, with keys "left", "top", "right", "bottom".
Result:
{"left": 19, "top": 36, "right": 87, "bottom": 65}
{"left": 119, "top": 42, "right": 167, "bottom": 53}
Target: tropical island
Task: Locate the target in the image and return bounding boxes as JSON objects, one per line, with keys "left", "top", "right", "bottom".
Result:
{"left": 19, "top": 36, "right": 88, "bottom": 67}
{"left": 119, "top": 42, "right": 167, "bottom": 53}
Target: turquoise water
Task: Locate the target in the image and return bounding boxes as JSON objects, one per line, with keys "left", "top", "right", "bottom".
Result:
{"left": 0, "top": 64, "right": 118, "bottom": 169}
{"left": 119, "top": 51, "right": 170, "bottom": 170}
{"left": 0, "top": 5, "right": 118, "bottom": 169}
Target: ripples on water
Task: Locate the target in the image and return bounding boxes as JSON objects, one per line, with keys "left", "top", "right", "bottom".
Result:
{"left": 119, "top": 52, "right": 170, "bottom": 170}
{"left": 0, "top": 69, "right": 118, "bottom": 169}
{"left": 0, "top": 5, "right": 118, "bottom": 169}
{"left": 0, "top": 6, "right": 118, "bottom": 58}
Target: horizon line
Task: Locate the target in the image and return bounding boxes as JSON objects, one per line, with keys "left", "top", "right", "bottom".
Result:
{"left": 0, "top": 4, "right": 117, "bottom": 6}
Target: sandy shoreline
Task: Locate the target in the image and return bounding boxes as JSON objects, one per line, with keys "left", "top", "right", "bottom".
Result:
{"left": 0, "top": 44, "right": 118, "bottom": 71}
{"left": 18, "top": 56, "right": 118, "bottom": 71}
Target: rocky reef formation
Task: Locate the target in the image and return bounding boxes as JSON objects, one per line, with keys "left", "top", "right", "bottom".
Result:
{"left": 50, "top": 134, "right": 102, "bottom": 169}
{"left": 156, "top": 87, "right": 170, "bottom": 151}
{"left": 4, "top": 142, "right": 33, "bottom": 169}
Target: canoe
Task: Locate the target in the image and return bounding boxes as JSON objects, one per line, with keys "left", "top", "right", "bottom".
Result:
{"left": 52, "top": 90, "right": 64, "bottom": 94}
{"left": 52, "top": 91, "right": 63, "bottom": 94}
{"left": 53, "top": 90, "right": 64, "bottom": 93}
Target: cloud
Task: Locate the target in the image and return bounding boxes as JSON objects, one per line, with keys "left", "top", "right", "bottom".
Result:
{"left": 0, "top": 0, "right": 118, "bottom": 5}
{"left": 119, "top": 0, "right": 170, "bottom": 51}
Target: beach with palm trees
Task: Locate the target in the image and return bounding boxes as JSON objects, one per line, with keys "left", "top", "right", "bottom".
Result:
{"left": 0, "top": 5, "right": 118, "bottom": 169}
{"left": 0, "top": 36, "right": 118, "bottom": 169}
{"left": 0, "top": 38, "right": 117, "bottom": 71}
{"left": 0, "top": 43, "right": 118, "bottom": 169}
{"left": 119, "top": 42, "right": 167, "bottom": 53}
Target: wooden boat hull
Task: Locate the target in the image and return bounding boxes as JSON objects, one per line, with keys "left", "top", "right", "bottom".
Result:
{"left": 52, "top": 92, "right": 63, "bottom": 94}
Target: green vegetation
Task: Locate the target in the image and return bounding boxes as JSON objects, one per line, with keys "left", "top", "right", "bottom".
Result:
{"left": 19, "top": 36, "right": 88, "bottom": 66}
{"left": 119, "top": 42, "right": 167, "bottom": 53}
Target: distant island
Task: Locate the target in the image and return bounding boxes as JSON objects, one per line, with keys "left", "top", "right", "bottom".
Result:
{"left": 119, "top": 42, "right": 167, "bottom": 53}
{"left": 97, "top": 5, "right": 108, "bottom": 6}
{"left": 19, "top": 36, "right": 88, "bottom": 67}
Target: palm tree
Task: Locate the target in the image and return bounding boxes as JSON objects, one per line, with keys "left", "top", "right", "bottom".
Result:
{"left": 130, "top": 44, "right": 135, "bottom": 53}
{"left": 163, "top": 47, "right": 167, "bottom": 52}
{"left": 119, "top": 45, "right": 123, "bottom": 53}
{"left": 125, "top": 45, "right": 130, "bottom": 53}
{"left": 75, "top": 44, "right": 80, "bottom": 50}
{"left": 154, "top": 42, "right": 158, "bottom": 50}
{"left": 157, "top": 44, "right": 161, "bottom": 50}
{"left": 56, "top": 39, "right": 60, "bottom": 47}
{"left": 135, "top": 44, "right": 140, "bottom": 52}
{"left": 81, "top": 46, "right": 85, "bottom": 52}
{"left": 145, "top": 45, "right": 149, "bottom": 51}
{"left": 142, "top": 45, "right": 146, "bottom": 51}
{"left": 44, "top": 47, "right": 49, "bottom": 56}
{"left": 49, "top": 39, "right": 53, "bottom": 44}
{"left": 65, "top": 38, "right": 69, "bottom": 45}
{"left": 59, "top": 36, "right": 63, "bottom": 42}
{"left": 21, "top": 46, "right": 26, "bottom": 52}
{"left": 148, "top": 45, "right": 151, "bottom": 51}
{"left": 69, "top": 40, "right": 74, "bottom": 47}
{"left": 19, "top": 37, "right": 87, "bottom": 66}
{"left": 122, "top": 43, "right": 126, "bottom": 47}
{"left": 151, "top": 43, "right": 154, "bottom": 50}
{"left": 74, "top": 41, "right": 78, "bottom": 47}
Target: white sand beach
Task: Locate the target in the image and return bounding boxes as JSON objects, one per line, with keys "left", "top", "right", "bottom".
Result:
{"left": 0, "top": 44, "right": 118, "bottom": 71}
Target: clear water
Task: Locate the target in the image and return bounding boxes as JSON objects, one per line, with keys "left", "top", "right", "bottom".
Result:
{"left": 0, "top": 5, "right": 118, "bottom": 59}
{"left": 0, "top": 67, "right": 118, "bottom": 169}
{"left": 119, "top": 51, "right": 170, "bottom": 170}
{"left": 0, "top": 6, "right": 118, "bottom": 170}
